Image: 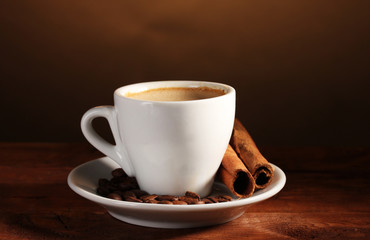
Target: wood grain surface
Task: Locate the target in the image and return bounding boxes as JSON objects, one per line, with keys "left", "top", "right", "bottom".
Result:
{"left": 0, "top": 143, "right": 369, "bottom": 239}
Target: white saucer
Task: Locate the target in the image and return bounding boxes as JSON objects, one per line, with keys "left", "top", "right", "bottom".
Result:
{"left": 67, "top": 157, "right": 286, "bottom": 229}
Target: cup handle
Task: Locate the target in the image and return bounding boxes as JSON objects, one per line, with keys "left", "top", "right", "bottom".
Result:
{"left": 80, "top": 106, "right": 135, "bottom": 176}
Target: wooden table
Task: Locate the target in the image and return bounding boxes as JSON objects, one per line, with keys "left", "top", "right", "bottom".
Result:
{"left": 1, "top": 143, "right": 369, "bottom": 239}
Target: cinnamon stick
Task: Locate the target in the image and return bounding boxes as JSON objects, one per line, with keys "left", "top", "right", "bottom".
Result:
{"left": 218, "top": 145, "right": 255, "bottom": 198}
{"left": 230, "top": 119, "right": 274, "bottom": 190}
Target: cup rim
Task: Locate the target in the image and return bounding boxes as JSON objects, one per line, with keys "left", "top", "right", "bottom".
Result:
{"left": 114, "top": 80, "right": 235, "bottom": 103}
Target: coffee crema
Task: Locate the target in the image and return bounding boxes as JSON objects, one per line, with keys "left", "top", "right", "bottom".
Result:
{"left": 125, "top": 87, "right": 225, "bottom": 101}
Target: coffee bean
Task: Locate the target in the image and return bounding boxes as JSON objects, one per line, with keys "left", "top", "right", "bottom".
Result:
{"left": 113, "top": 190, "right": 123, "bottom": 195}
{"left": 107, "top": 192, "right": 122, "bottom": 200}
{"left": 111, "top": 168, "right": 127, "bottom": 178}
{"left": 215, "top": 197, "right": 228, "bottom": 203}
{"left": 107, "top": 183, "right": 119, "bottom": 192}
{"left": 110, "top": 176, "right": 125, "bottom": 184}
{"left": 216, "top": 195, "right": 233, "bottom": 202}
{"left": 158, "top": 200, "right": 173, "bottom": 205}
{"left": 143, "top": 199, "right": 159, "bottom": 204}
{"left": 97, "top": 186, "right": 110, "bottom": 197}
{"left": 185, "top": 191, "right": 200, "bottom": 200}
{"left": 117, "top": 177, "right": 137, "bottom": 186}
{"left": 131, "top": 189, "right": 149, "bottom": 198}
{"left": 125, "top": 196, "right": 143, "bottom": 202}
{"left": 118, "top": 182, "right": 135, "bottom": 191}
{"left": 201, "top": 198, "right": 213, "bottom": 204}
{"left": 140, "top": 194, "right": 158, "bottom": 201}
{"left": 172, "top": 200, "right": 188, "bottom": 205}
{"left": 122, "top": 191, "right": 136, "bottom": 199}
{"left": 206, "top": 197, "right": 219, "bottom": 203}
{"left": 98, "top": 178, "right": 110, "bottom": 187}
{"left": 178, "top": 196, "right": 199, "bottom": 204}
{"left": 127, "top": 177, "right": 139, "bottom": 185}
{"left": 156, "top": 195, "right": 178, "bottom": 201}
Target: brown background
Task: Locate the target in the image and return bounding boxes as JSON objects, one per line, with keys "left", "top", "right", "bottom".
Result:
{"left": 0, "top": 0, "right": 369, "bottom": 146}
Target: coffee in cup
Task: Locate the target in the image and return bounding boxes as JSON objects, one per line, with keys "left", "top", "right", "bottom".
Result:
{"left": 125, "top": 86, "right": 225, "bottom": 101}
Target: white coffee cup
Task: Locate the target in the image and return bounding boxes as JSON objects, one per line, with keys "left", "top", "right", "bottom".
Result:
{"left": 81, "top": 81, "right": 235, "bottom": 197}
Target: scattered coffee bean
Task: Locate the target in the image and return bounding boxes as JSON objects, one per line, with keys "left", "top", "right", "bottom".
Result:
{"left": 98, "top": 178, "right": 110, "bottom": 187}
{"left": 143, "top": 199, "right": 159, "bottom": 204}
{"left": 158, "top": 200, "right": 173, "bottom": 205}
{"left": 114, "top": 190, "right": 124, "bottom": 197}
{"left": 122, "top": 191, "right": 136, "bottom": 199}
{"left": 107, "top": 192, "right": 122, "bottom": 200}
{"left": 97, "top": 168, "right": 234, "bottom": 205}
{"left": 201, "top": 198, "right": 213, "bottom": 204}
{"left": 206, "top": 197, "right": 219, "bottom": 203}
{"left": 110, "top": 176, "right": 124, "bottom": 185}
{"left": 140, "top": 194, "right": 158, "bottom": 202}
{"left": 97, "top": 186, "right": 110, "bottom": 197}
{"left": 215, "top": 197, "right": 228, "bottom": 203}
{"left": 112, "top": 168, "right": 127, "bottom": 178}
{"left": 107, "top": 183, "right": 119, "bottom": 192}
{"left": 125, "top": 196, "right": 143, "bottom": 203}
{"left": 156, "top": 195, "right": 178, "bottom": 201}
{"left": 185, "top": 191, "right": 200, "bottom": 200}
{"left": 217, "top": 195, "right": 233, "bottom": 202}
{"left": 172, "top": 200, "right": 188, "bottom": 205}
{"left": 131, "top": 189, "right": 149, "bottom": 198}
{"left": 178, "top": 196, "right": 200, "bottom": 204}
{"left": 118, "top": 182, "right": 135, "bottom": 191}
